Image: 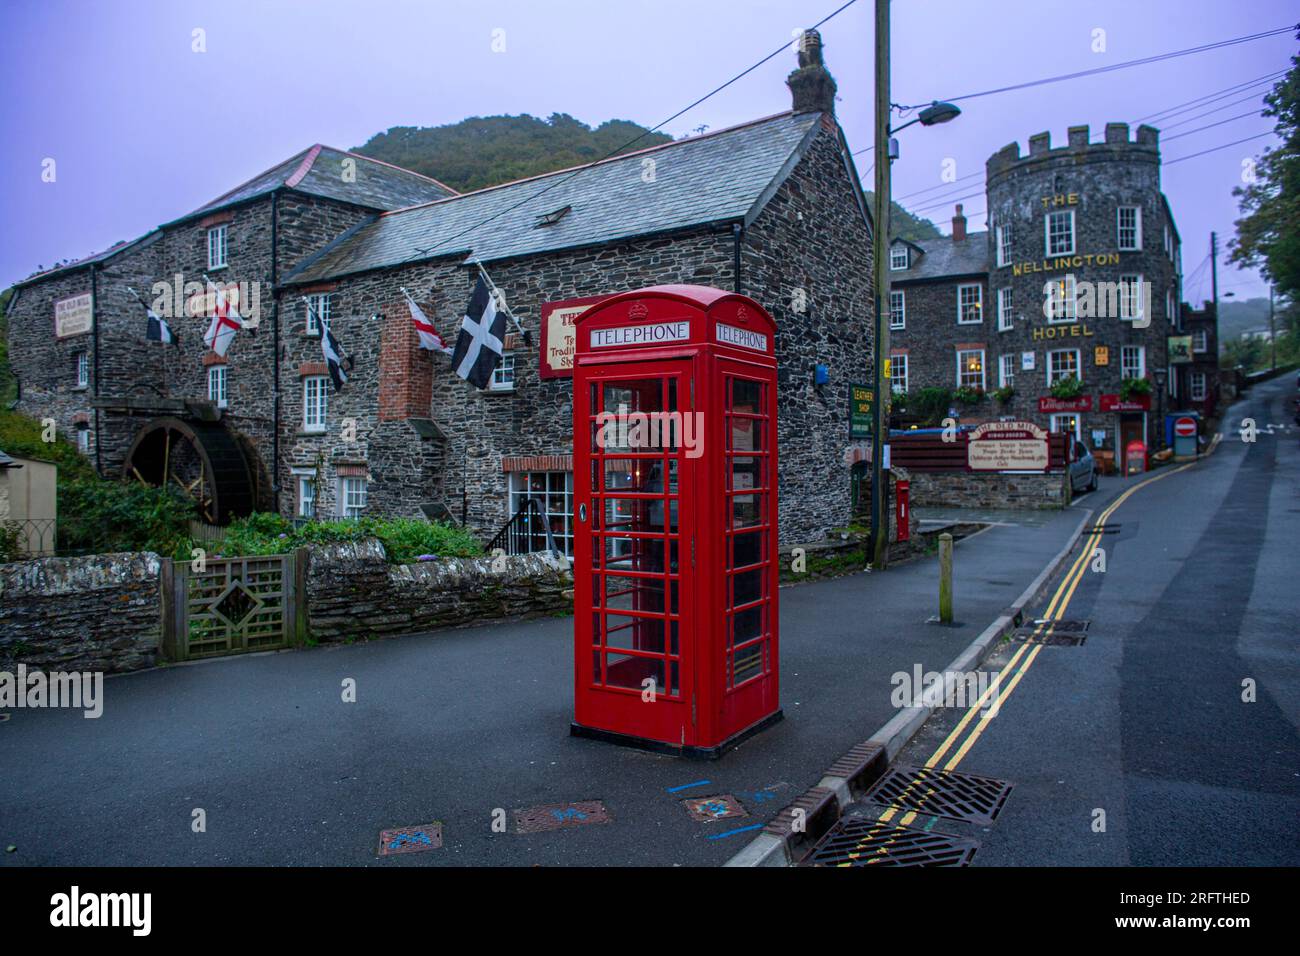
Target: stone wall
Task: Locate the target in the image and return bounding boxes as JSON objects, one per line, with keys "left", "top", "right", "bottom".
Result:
{"left": 0, "top": 552, "right": 162, "bottom": 673}
{"left": 904, "top": 469, "right": 1068, "bottom": 510}
{"left": 303, "top": 538, "right": 575, "bottom": 642}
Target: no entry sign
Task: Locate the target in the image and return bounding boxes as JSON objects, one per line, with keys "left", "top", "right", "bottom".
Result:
{"left": 1174, "top": 416, "right": 1197, "bottom": 438}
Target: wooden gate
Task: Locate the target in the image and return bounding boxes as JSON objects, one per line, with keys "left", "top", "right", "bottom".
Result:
{"left": 161, "top": 550, "right": 308, "bottom": 661}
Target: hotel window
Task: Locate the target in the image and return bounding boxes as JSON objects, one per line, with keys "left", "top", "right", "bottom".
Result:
{"left": 207, "top": 364, "right": 228, "bottom": 409}
{"left": 997, "top": 287, "right": 1014, "bottom": 331}
{"left": 489, "top": 353, "right": 516, "bottom": 391}
{"left": 1045, "top": 209, "right": 1075, "bottom": 256}
{"left": 1193, "top": 329, "right": 1208, "bottom": 353}
{"left": 1117, "top": 206, "right": 1142, "bottom": 251}
{"left": 889, "top": 290, "right": 906, "bottom": 329}
{"left": 996, "top": 224, "right": 1012, "bottom": 268}
{"left": 303, "top": 376, "right": 329, "bottom": 432}
{"left": 957, "top": 284, "right": 983, "bottom": 324}
{"left": 305, "top": 293, "right": 332, "bottom": 335}
{"left": 509, "top": 471, "right": 574, "bottom": 558}
{"left": 1119, "top": 274, "right": 1144, "bottom": 322}
{"left": 1045, "top": 274, "right": 1078, "bottom": 323}
{"left": 890, "top": 245, "right": 909, "bottom": 271}
{"left": 1190, "top": 371, "right": 1207, "bottom": 402}
{"left": 1047, "top": 348, "right": 1081, "bottom": 385}
{"left": 956, "top": 349, "right": 985, "bottom": 390}
{"left": 1121, "top": 345, "right": 1145, "bottom": 380}
{"left": 297, "top": 477, "right": 317, "bottom": 519}
{"left": 890, "top": 354, "right": 909, "bottom": 394}
{"left": 999, "top": 353, "right": 1016, "bottom": 388}
{"left": 207, "top": 224, "right": 228, "bottom": 270}
{"left": 338, "top": 476, "right": 367, "bottom": 519}
{"left": 75, "top": 350, "right": 89, "bottom": 388}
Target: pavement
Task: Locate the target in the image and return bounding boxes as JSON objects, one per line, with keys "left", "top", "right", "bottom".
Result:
{"left": 1, "top": 486, "right": 1092, "bottom": 866}
{"left": 834, "top": 375, "right": 1300, "bottom": 867}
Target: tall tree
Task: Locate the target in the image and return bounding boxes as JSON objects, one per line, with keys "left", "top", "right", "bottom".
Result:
{"left": 1230, "top": 36, "right": 1300, "bottom": 300}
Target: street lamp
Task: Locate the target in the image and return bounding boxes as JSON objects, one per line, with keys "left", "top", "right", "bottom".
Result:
{"left": 1153, "top": 366, "right": 1167, "bottom": 451}
{"left": 889, "top": 101, "right": 963, "bottom": 135}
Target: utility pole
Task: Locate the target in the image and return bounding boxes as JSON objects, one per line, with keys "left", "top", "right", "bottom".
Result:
{"left": 1269, "top": 284, "right": 1276, "bottom": 370}
{"left": 1209, "top": 230, "right": 1219, "bottom": 404}
{"left": 869, "top": 0, "right": 891, "bottom": 570}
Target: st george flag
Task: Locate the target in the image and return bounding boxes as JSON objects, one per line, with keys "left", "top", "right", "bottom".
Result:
{"left": 451, "top": 275, "right": 507, "bottom": 389}
{"left": 321, "top": 323, "right": 349, "bottom": 391}
{"left": 203, "top": 280, "right": 243, "bottom": 357}
{"left": 403, "top": 289, "right": 452, "bottom": 355}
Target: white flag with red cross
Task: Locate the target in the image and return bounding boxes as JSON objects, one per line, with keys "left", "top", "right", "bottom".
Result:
{"left": 203, "top": 278, "right": 243, "bottom": 357}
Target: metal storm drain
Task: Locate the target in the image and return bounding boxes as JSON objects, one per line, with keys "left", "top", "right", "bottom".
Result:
{"left": 803, "top": 818, "right": 980, "bottom": 867}
{"left": 514, "top": 800, "right": 613, "bottom": 834}
{"left": 378, "top": 822, "right": 443, "bottom": 856}
{"left": 1012, "top": 619, "right": 1091, "bottom": 646}
{"left": 864, "top": 766, "right": 1013, "bottom": 826}
{"left": 682, "top": 794, "right": 749, "bottom": 822}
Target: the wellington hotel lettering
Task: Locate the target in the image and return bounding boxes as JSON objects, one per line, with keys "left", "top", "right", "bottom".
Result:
{"left": 1031, "top": 323, "right": 1096, "bottom": 341}
{"left": 1011, "top": 252, "right": 1122, "bottom": 276}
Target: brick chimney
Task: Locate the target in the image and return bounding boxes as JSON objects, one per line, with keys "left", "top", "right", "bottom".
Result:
{"left": 952, "top": 204, "right": 967, "bottom": 242}
{"left": 786, "top": 29, "right": 837, "bottom": 114}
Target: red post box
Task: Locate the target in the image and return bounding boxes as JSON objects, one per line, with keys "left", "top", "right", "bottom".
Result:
{"left": 570, "top": 285, "right": 781, "bottom": 758}
{"left": 895, "top": 479, "right": 910, "bottom": 543}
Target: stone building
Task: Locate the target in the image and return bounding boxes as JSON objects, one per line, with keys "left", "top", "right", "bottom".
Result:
{"left": 889, "top": 123, "right": 1200, "bottom": 462}
{"left": 5, "top": 34, "right": 876, "bottom": 551}
{"left": 1180, "top": 300, "right": 1221, "bottom": 420}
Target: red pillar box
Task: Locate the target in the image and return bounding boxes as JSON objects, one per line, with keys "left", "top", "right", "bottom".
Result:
{"left": 895, "top": 480, "right": 910, "bottom": 543}
{"left": 570, "top": 285, "right": 781, "bottom": 758}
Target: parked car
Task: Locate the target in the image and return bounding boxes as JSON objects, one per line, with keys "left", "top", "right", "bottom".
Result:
{"left": 1068, "top": 439, "right": 1098, "bottom": 494}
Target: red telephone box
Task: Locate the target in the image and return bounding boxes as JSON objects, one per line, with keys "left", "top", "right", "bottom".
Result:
{"left": 570, "top": 285, "right": 781, "bottom": 758}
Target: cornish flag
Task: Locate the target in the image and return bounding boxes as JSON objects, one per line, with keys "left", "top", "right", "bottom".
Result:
{"left": 321, "top": 324, "right": 350, "bottom": 391}
{"left": 451, "top": 276, "right": 507, "bottom": 389}
{"left": 203, "top": 281, "right": 243, "bottom": 357}
{"left": 145, "top": 307, "right": 178, "bottom": 344}
{"left": 404, "top": 290, "right": 452, "bottom": 355}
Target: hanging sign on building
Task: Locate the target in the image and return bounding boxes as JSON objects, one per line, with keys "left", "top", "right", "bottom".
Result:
{"left": 54, "top": 292, "right": 94, "bottom": 338}
{"left": 1100, "top": 394, "right": 1151, "bottom": 412}
{"left": 1167, "top": 335, "right": 1194, "bottom": 364}
{"left": 1038, "top": 395, "right": 1092, "bottom": 413}
{"left": 539, "top": 294, "right": 609, "bottom": 378}
{"left": 849, "top": 383, "right": 874, "bottom": 440}
{"left": 967, "top": 420, "right": 1050, "bottom": 472}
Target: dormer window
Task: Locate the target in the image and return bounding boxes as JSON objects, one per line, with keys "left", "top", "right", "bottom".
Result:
{"left": 534, "top": 205, "right": 572, "bottom": 228}
{"left": 889, "top": 245, "right": 909, "bottom": 271}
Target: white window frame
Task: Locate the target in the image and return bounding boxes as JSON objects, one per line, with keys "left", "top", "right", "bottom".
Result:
{"left": 1167, "top": 290, "right": 1177, "bottom": 326}
{"left": 1047, "top": 348, "right": 1081, "bottom": 386}
{"left": 889, "top": 290, "right": 906, "bottom": 330}
{"left": 1120, "top": 345, "right": 1145, "bottom": 380}
{"left": 1192, "top": 329, "right": 1208, "bottom": 353}
{"left": 890, "top": 353, "right": 909, "bottom": 394}
{"left": 890, "top": 245, "right": 909, "bottom": 271}
{"left": 489, "top": 352, "right": 516, "bottom": 392}
{"left": 1117, "top": 205, "right": 1142, "bottom": 251}
{"left": 509, "top": 471, "right": 575, "bottom": 558}
{"left": 208, "top": 364, "right": 228, "bottom": 409}
{"left": 207, "top": 224, "right": 228, "bottom": 270}
{"left": 996, "top": 224, "right": 1012, "bottom": 268}
{"left": 1045, "top": 209, "right": 1075, "bottom": 256}
{"left": 957, "top": 284, "right": 983, "bottom": 325}
{"left": 297, "top": 476, "right": 317, "bottom": 519}
{"left": 999, "top": 353, "right": 1016, "bottom": 388}
{"left": 1167, "top": 364, "right": 1178, "bottom": 398}
{"left": 75, "top": 350, "right": 89, "bottom": 388}
{"left": 1045, "top": 274, "right": 1078, "bottom": 323}
{"left": 338, "top": 476, "right": 367, "bottom": 519}
{"left": 1119, "top": 274, "right": 1144, "bottom": 323}
{"left": 1190, "top": 371, "right": 1207, "bottom": 402}
{"left": 303, "top": 376, "right": 329, "bottom": 433}
{"left": 956, "top": 348, "right": 985, "bottom": 390}
{"left": 76, "top": 427, "right": 90, "bottom": 453}
{"left": 997, "top": 287, "right": 1014, "bottom": 331}
{"left": 305, "top": 293, "right": 332, "bottom": 335}
{"left": 1049, "top": 412, "right": 1082, "bottom": 442}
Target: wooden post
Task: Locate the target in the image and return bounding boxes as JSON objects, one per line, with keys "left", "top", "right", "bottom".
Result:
{"left": 159, "top": 557, "right": 175, "bottom": 661}
{"left": 869, "top": 0, "right": 892, "bottom": 570}
{"left": 938, "top": 533, "right": 953, "bottom": 624}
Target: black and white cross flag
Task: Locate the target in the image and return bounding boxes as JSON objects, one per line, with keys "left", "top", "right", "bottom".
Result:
{"left": 321, "top": 324, "right": 349, "bottom": 391}
{"left": 146, "top": 306, "right": 178, "bottom": 344}
{"left": 451, "top": 275, "right": 507, "bottom": 389}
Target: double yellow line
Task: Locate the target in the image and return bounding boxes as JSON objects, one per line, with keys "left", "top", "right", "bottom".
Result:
{"left": 850, "top": 462, "right": 1197, "bottom": 855}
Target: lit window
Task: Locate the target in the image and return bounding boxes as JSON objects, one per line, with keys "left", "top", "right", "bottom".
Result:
{"left": 890, "top": 354, "right": 908, "bottom": 394}
{"left": 1045, "top": 210, "right": 1075, "bottom": 256}
{"left": 999, "top": 354, "right": 1016, "bottom": 388}
{"left": 1119, "top": 274, "right": 1144, "bottom": 322}
{"left": 1049, "top": 413, "right": 1081, "bottom": 441}
{"left": 489, "top": 353, "right": 516, "bottom": 391}
{"left": 75, "top": 350, "right": 89, "bottom": 388}
{"left": 890, "top": 245, "right": 909, "bottom": 271}
{"left": 1121, "top": 345, "right": 1145, "bottom": 380}
{"left": 998, "top": 288, "right": 1014, "bottom": 331}
{"left": 1117, "top": 206, "right": 1142, "bottom": 251}
{"left": 956, "top": 348, "right": 984, "bottom": 389}
{"left": 207, "top": 224, "right": 228, "bottom": 270}
{"left": 339, "top": 476, "right": 367, "bottom": 518}
{"left": 509, "top": 471, "right": 574, "bottom": 558}
{"left": 1047, "top": 349, "right": 1081, "bottom": 385}
{"left": 889, "top": 290, "right": 906, "bottom": 330}
{"left": 207, "top": 364, "right": 228, "bottom": 409}
{"left": 1045, "top": 274, "right": 1078, "bottom": 323}
{"left": 297, "top": 477, "right": 316, "bottom": 519}
{"left": 957, "top": 284, "right": 983, "bottom": 324}
{"left": 303, "top": 376, "right": 328, "bottom": 432}
{"left": 996, "top": 223, "right": 1012, "bottom": 267}
{"left": 305, "top": 293, "right": 332, "bottom": 335}
{"left": 1190, "top": 371, "right": 1207, "bottom": 401}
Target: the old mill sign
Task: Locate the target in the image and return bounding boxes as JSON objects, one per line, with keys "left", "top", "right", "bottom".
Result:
{"left": 967, "top": 420, "right": 1050, "bottom": 472}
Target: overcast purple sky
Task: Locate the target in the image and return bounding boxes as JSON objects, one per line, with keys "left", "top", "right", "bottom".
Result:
{"left": 1, "top": 0, "right": 1294, "bottom": 303}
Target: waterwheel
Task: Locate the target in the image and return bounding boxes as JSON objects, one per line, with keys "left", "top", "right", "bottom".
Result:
{"left": 122, "top": 417, "right": 255, "bottom": 524}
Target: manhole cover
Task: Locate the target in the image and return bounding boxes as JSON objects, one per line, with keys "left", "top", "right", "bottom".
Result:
{"left": 864, "top": 766, "right": 1013, "bottom": 826}
{"left": 802, "top": 819, "right": 979, "bottom": 867}
{"left": 378, "top": 822, "right": 443, "bottom": 856}
{"left": 1013, "top": 619, "right": 1090, "bottom": 645}
{"left": 682, "top": 794, "right": 748, "bottom": 822}
{"left": 514, "top": 800, "right": 612, "bottom": 833}
{"left": 211, "top": 579, "right": 263, "bottom": 629}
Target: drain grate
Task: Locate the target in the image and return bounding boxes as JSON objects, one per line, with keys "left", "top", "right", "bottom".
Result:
{"left": 681, "top": 794, "right": 748, "bottom": 822}
{"left": 802, "top": 818, "right": 979, "bottom": 867}
{"left": 514, "top": 800, "right": 612, "bottom": 833}
{"left": 1013, "top": 618, "right": 1090, "bottom": 645}
{"left": 863, "top": 766, "right": 1013, "bottom": 826}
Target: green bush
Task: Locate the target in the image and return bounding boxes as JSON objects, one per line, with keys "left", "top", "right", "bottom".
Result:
{"left": 893, "top": 387, "right": 953, "bottom": 427}
{"left": 211, "top": 513, "right": 483, "bottom": 564}
{"left": 58, "top": 478, "right": 196, "bottom": 555}
{"left": 0, "top": 408, "right": 98, "bottom": 482}
{"left": 1049, "top": 375, "right": 1084, "bottom": 400}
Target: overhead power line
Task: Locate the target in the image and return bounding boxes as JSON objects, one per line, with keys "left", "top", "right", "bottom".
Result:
{"left": 895, "top": 169, "right": 984, "bottom": 201}
{"left": 1159, "top": 89, "right": 1280, "bottom": 131}
{"left": 1163, "top": 110, "right": 1267, "bottom": 143}
{"left": 1164, "top": 130, "right": 1276, "bottom": 165}
{"left": 1134, "top": 70, "right": 1286, "bottom": 124}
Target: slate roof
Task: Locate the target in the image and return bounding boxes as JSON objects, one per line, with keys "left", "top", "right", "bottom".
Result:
{"left": 892, "top": 231, "right": 989, "bottom": 282}
{"left": 178, "top": 145, "right": 458, "bottom": 223}
{"left": 284, "top": 111, "right": 825, "bottom": 285}
{"left": 14, "top": 230, "right": 163, "bottom": 288}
